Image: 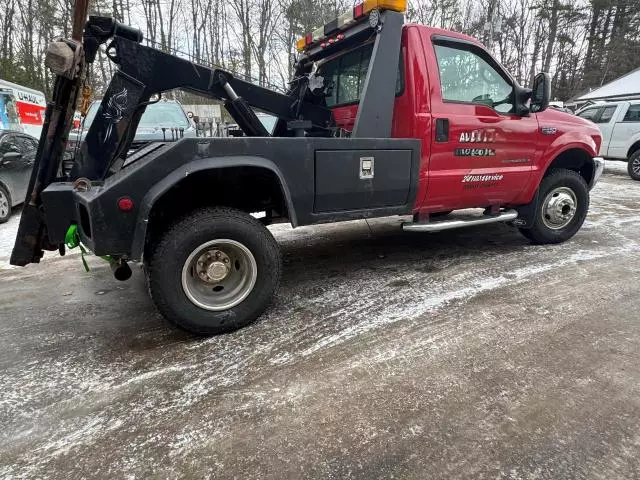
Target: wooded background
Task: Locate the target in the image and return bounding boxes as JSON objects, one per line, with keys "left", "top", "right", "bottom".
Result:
{"left": 0, "top": 0, "right": 638, "bottom": 101}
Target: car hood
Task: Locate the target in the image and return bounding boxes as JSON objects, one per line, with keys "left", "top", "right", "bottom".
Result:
{"left": 537, "top": 108, "right": 599, "bottom": 131}
{"left": 536, "top": 107, "right": 602, "bottom": 154}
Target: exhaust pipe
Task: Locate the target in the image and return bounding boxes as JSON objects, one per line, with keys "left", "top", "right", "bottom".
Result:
{"left": 110, "top": 259, "right": 132, "bottom": 281}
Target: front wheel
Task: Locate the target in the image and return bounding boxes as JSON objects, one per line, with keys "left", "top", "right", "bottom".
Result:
{"left": 519, "top": 168, "right": 589, "bottom": 244}
{"left": 627, "top": 150, "right": 640, "bottom": 181}
{"left": 148, "top": 207, "right": 282, "bottom": 335}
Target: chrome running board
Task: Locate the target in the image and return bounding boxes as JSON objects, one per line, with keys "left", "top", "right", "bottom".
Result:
{"left": 402, "top": 209, "right": 518, "bottom": 232}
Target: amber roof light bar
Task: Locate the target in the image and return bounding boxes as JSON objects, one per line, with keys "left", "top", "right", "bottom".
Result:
{"left": 295, "top": 0, "right": 406, "bottom": 53}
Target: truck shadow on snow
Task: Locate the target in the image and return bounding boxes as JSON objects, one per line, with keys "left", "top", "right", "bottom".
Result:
{"left": 6, "top": 218, "right": 573, "bottom": 367}
{"left": 48, "top": 220, "right": 540, "bottom": 354}
{"left": 273, "top": 220, "right": 530, "bottom": 284}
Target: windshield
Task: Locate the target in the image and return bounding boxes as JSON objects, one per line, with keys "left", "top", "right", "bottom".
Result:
{"left": 80, "top": 101, "right": 189, "bottom": 130}
{"left": 139, "top": 103, "right": 189, "bottom": 128}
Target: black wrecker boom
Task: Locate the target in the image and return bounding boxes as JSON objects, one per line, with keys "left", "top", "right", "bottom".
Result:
{"left": 11, "top": 12, "right": 333, "bottom": 266}
{"left": 70, "top": 16, "right": 333, "bottom": 180}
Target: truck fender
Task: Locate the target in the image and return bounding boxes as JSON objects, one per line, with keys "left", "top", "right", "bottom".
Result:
{"left": 543, "top": 133, "right": 599, "bottom": 170}
{"left": 539, "top": 135, "right": 598, "bottom": 184}
{"left": 625, "top": 134, "right": 640, "bottom": 159}
{"left": 130, "top": 155, "right": 297, "bottom": 260}
{"left": 515, "top": 134, "right": 599, "bottom": 215}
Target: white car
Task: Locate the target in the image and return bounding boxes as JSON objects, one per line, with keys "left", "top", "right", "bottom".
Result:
{"left": 576, "top": 100, "right": 640, "bottom": 180}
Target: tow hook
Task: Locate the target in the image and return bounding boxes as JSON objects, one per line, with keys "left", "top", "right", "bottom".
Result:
{"left": 110, "top": 258, "right": 132, "bottom": 281}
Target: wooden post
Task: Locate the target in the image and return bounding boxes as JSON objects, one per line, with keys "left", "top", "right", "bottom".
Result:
{"left": 72, "top": 0, "right": 90, "bottom": 42}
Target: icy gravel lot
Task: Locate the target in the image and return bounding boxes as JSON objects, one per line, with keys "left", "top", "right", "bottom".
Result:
{"left": 0, "top": 161, "right": 639, "bottom": 479}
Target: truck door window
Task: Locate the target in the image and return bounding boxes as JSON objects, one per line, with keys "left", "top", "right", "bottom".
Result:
{"left": 434, "top": 43, "right": 513, "bottom": 113}
{"left": 596, "top": 106, "right": 617, "bottom": 123}
{"left": 623, "top": 105, "right": 640, "bottom": 122}
{"left": 318, "top": 43, "right": 402, "bottom": 108}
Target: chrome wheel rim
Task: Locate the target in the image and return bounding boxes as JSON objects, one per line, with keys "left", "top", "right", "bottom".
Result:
{"left": 0, "top": 190, "right": 9, "bottom": 219}
{"left": 632, "top": 157, "right": 640, "bottom": 176}
{"left": 181, "top": 239, "right": 257, "bottom": 311}
{"left": 541, "top": 186, "right": 577, "bottom": 230}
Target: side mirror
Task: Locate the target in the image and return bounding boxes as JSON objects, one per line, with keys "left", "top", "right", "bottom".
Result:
{"left": 530, "top": 72, "right": 551, "bottom": 113}
{"left": 514, "top": 85, "right": 533, "bottom": 116}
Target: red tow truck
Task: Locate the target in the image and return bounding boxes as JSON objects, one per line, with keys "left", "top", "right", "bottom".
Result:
{"left": 12, "top": 0, "right": 603, "bottom": 335}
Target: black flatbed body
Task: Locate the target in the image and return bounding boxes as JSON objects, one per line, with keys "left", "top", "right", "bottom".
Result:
{"left": 42, "top": 136, "right": 421, "bottom": 259}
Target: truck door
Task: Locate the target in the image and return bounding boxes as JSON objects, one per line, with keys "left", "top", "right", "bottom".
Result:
{"left": 424, "top": 37, "right": 538, "bottom": 210}
{"left": 608, "top": 104, "right": 640, "bottom": 159}
{"left": 13, "top": 135, "right": 37, "bottom": 201}
{"left": 0, "top": 134, "right": 24, "bottom": 204}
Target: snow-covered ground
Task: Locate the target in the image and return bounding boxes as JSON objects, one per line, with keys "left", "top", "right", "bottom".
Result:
{"left": 603, "top": 158, "right": 629, "bottom": 175}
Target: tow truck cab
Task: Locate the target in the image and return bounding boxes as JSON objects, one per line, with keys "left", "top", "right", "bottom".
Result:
{"left": 298, "top": 14, "right": 603, "bottom": 217}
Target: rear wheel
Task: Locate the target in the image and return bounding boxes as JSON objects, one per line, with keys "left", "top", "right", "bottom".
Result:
{"left": 627, "top": 150, "right": 640, "bottom": 181}
{"left": 0, "top": 184, "right": 11, "bottom": 224}
{"left": 148, "top": 207, "right": 282, "bottom": 335}
{"left": 518, "top": 169, "right": 589, "bottom": 244}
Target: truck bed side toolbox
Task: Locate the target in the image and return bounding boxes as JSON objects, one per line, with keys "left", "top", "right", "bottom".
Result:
{"left": 314, "top": 149, "right": 412, "bottom": 212}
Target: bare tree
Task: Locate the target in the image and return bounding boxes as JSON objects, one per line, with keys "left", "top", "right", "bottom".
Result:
{"left": 251, "top": 0, "right": 282, "bottom": 85}
{"left": 0, "top": 0, "right": 639, "bottom": 102}
{"left": 228, "top": 0, "right": 253, "bottom": 79}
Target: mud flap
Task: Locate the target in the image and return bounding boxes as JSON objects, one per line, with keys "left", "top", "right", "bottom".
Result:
{"left": 512, "top": 189, "right": 540, "bottom": 229}
{"left": 10, "top": 205, "right": 49, "bottom": 265}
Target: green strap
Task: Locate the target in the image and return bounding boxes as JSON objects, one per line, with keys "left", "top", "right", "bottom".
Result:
{"left": 64, "top": 225, "right": 90, "bottom": 272}
{"left": 79, "top": 244, "right": 90, "bottom": 272}
{"left": 65, "top": 224, "right": 79, "bottom": 249}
